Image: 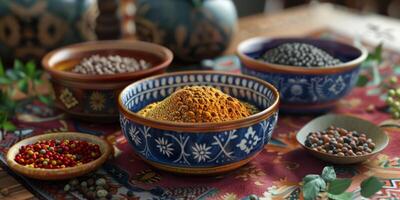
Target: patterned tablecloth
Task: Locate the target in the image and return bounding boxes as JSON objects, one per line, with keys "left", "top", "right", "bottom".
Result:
{"left": 1, "top": 31, "right": 400, "bottom": 200}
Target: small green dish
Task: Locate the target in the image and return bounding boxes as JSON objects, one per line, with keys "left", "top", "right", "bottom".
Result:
{"left": 296, "top": 114, "right": 389, "bottom": 164}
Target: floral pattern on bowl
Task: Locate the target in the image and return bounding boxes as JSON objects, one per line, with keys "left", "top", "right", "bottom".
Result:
{"left": 118, "top": 71, "right": 279, "bottom": 174}
{"left": 241, "top": 66, "right": 360, "bottom": 104}
{"left": 51, "top": 81, "right": 119, "bottom": 118}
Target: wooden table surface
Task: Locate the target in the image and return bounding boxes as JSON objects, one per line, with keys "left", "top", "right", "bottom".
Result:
{"left": 1, "top": 3, "right": 399, "bottom": 199}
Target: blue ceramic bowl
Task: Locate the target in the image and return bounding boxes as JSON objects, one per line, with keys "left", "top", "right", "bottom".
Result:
{"left": 118, "top": 71, "right": 279, "bottom": 174}
{"left": 237, "top": 37, "right": 368, "bottom": 113}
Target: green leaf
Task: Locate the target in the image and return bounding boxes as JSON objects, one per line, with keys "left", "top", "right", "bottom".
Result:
{"left": 360, "top": 176, "right": 384, "bottom": 198}
{"left": 38, "top": 95, "right": 52, "bottom": 105}
{"left": 321, "top": 166, "right": 336, "bottom": 182}
{"left": 303, "top": 177, "right": 326, "bottom": 200}
{"left": 2, "top": 121, "right": 16, "bottom": 131}
{"left": 0, "top": 112, "right": 7, "bottom": 123}
{"left": 0, "top": 90, "right": 15, "bottom": 113}
{"left": 356, "top": 75, "right": 369, "bottom": 87}
{"left": 328, "top": 178, "right": 352, "bottom": 195}
{"left": 13, "top": 60, "right": 24, "bottom": 71}
{"left": 17, "top": 79, "right": 28, "bottom": 94}
{"left": 15, "top": 70, "right": 26, "bottom": 78}
{"left": 373, "top": 43, "right": 383, "bottom": 63}
{"left": 34, "top": 70, "right": 43, "bottom": 80}
{"left": 25, "top": 60, "right": 36, "bottom": 78}
{"left": 0, "top": 60, "right": 4, "bottom": 77}
{"left": 0, "top": 77, "right": 10, "bottom": 84}
{"left": 328, "top": 192, "right": 354, "bottom": 200}
{"left": 303, "top": 174, "right": 321, "bottom": 184}
{"left": 6, "top": 70, "right": 18, "bottom": 80}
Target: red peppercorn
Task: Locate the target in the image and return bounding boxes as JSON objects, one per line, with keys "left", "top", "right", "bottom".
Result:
{"left": 14, "top": 139, "right": 101, "bottom": 169}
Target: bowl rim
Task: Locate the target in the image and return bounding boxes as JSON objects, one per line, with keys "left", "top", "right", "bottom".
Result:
{"left": 118, "top": 70, "right": 280, "bottom": 132}
{"left": 42, "top": 40, "right": 173, "bottom": 82}
{"left": 6, "top": 132, "right": 112, "bottom": 178}
{"left": 236, "top": 37, "right": 368, "bottom": 75}
{"left": 295, "top": 114, "right": 389, "bottom": 159}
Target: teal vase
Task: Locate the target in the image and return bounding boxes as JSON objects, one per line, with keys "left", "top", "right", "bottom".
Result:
{"left": 0, "top": 0, "right": 98, "bottom": 64}
{"left": 135, "top": 0, "right": 237, "bottom": 62}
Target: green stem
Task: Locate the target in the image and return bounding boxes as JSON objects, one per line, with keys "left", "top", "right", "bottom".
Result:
{"left": 31, "top": 79, "right": 38, "bottom": 98}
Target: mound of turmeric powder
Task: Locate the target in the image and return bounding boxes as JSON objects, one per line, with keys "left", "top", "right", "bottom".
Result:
{"left": 138, "top": 86, "right": 258, "bottom": 123}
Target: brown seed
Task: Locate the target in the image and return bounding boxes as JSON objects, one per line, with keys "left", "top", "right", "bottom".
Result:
{"left": 323, "top": 135, "right": 330, "bottom": 143}
{"left": 310, "top": 137, "right": 318, "bottom": 143}
{"left": 338, "top": 128, "right": 348, "bottom": 136}
{"left": 328, "top": 130, "right": 335, "bottom": 135}
{"left": 368, "top": 143, "right": 375, "bottom": 149}
{"left": 337, "top": 152, "right": 345, "bottom": 156}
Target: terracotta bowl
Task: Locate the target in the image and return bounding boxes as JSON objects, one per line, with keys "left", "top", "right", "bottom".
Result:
{"left": 118, "top": 71, "right": 280, "bottom": 174}
{"left": 237, "top": 37, "right": 368, "bottom": 113}
{"left": 6, "top": 132, "right": 112, "bottom": 180}
{"left": 42, "top": 40, "right": 173, "bottom": 122}
{"left": 296, "top": 114, "right": 389, "bottom": 164}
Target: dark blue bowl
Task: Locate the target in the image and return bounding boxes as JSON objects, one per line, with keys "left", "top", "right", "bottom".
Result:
{"left": 118, "top": 71, "right": 279, "bottom": 174}
{"left": 237, "top": 37, "right": 367, "bottom": 113}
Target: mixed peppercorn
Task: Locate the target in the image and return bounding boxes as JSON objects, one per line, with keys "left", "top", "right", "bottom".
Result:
{"left": 14, "top": 139, "right": 101, "bottom": 169}
{"left": 259, "top": 42, "right": 342, "bottom": 67}
{"left": 305, "top": 126, "right": 375, "bottom": 156}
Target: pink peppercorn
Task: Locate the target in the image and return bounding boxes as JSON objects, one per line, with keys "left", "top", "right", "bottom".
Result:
{"left": 14, "top": 139, "right": 101, "bottom": 169}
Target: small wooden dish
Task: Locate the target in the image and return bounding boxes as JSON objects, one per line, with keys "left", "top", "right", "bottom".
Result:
{"left": 296, "top": 114, "right": 389, "bottom": 164}
{"left": 6, "top": 132, "right": 112, "bottom": 180}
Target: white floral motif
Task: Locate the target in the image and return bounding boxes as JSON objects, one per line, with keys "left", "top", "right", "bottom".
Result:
{"left": 290, "top": 84, "right": 303, "bottom": 96}
{"left": 128, "top": 126, "right": 141, "bottom": 145}
{"left": 236, "top": 127, "right": 261, "bottom": 154}
{"left": 155, "top": 137, "right": 174, "bottom": 157}
{"left": 328, "top": 76, "right": 346, "bottom": 95}
{"left": 191, "top": 143, "right": 212, "bottom": 163}
{"left": 210, "top": 130, "right": 238, "bottom": 162}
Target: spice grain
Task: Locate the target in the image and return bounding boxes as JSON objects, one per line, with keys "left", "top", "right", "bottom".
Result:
{"left": 138, "top": 86, "right": 258, "bottom": 123}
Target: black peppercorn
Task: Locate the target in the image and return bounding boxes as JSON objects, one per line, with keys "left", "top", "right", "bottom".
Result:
{"left": 259, "top": 42, "right": 342, "bottom": 67}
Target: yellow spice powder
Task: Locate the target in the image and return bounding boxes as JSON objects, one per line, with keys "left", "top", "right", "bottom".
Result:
{"left": 138, "top": 86, "right": 258, "bottom": 123}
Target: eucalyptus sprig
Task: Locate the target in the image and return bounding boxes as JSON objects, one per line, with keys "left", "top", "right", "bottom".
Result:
{"left": 0, "top": 90, "right": 16, "bottom": 139}
{"left": 302, "top": 166, "right": 384, "bottom": 200}
{"left": 357, "top": 43, "right": 383, "bottom": 87}
{"left": 0, "top": 59, "right": 52, "bottom": 140}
